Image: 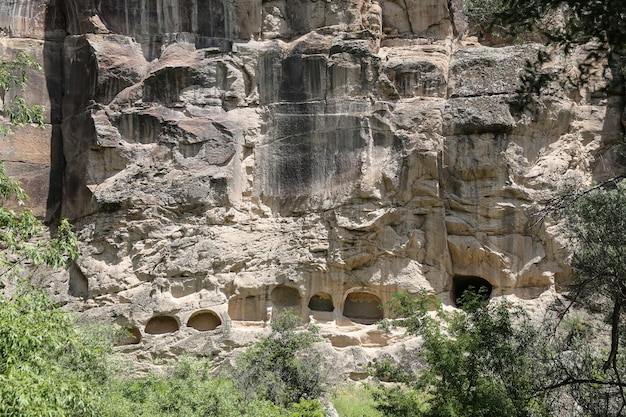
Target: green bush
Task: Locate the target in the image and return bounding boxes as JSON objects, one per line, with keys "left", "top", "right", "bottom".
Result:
{"left": 230, "top": 309, "right": 329, "bottom": 407}
{"left": 331, "top": 385, "right": 383, "bottom": 417}
{"left": 373, "top": 291, "right": 550, "bottom": 417}
{"left": 105, "top": 356, "right": 323, "bottom": 417}
{"left": 0, "top": 286, "right": 113, "bottom": 417}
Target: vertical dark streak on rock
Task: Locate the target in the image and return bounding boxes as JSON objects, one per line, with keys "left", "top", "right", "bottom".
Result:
{"left": 44, "top": 0, "right": 68, "bottom": 223}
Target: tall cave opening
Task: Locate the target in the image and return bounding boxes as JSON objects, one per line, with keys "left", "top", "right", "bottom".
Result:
{"left": 452, "top": 275, "right": 493, "bottom": 308}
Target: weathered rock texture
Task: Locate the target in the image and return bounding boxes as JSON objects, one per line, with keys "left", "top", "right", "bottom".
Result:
{"left": 1, "top": 0, "right": 624, "bottom": 373}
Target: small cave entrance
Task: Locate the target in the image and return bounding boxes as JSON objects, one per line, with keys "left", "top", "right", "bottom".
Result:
{"left": 271, "top": 285, "right": 302, "bottom": 312}
{"left": 343, "top": 291, "right": 383, "bottom": 325}
{"left": 116, "top": 326, "right": 142, "bottom": 346}
{"left": 308, "top": 292, "right": 334, "bottom": 312}
{"left": 187, "top": 310, "right": 222, "bottom": 331}
{"left": 145, "top": 315, "right": 180, "bottom": 335}
{"left": 452, "top": 276, "right": 493, "bottom": 308}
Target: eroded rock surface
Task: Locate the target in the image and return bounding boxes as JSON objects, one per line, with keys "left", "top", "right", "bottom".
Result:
{"left": 1, "top": 0, "right": 624, "bottom": 374}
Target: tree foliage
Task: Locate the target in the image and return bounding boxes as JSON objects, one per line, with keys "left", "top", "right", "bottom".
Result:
{"left": 553, "top": 178, "right": 626, "bottom": 414}
{"left": 0, "top": 286, "right": 116, "bottom": 417}
{"left": 467, "top": 0, "right": 626, "bottom": 53}
{"left": 0, "top": 52, "right": 44, "bottom": 136}
{"left": 374, "top": 291, "right": 549, "bottom": 417}
{"left": 230, "top": 309, "right": 329, "bottom": 407}
{"left": 105, "top": 356, "right": 325, "bottom": 417}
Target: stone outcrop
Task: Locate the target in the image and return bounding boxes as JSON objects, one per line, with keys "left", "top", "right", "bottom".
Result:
{"left": 1, "top": 0, "right": 624, "bottom": 374}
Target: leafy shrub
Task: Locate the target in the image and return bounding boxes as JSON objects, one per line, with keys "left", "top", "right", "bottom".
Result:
{"left": 0, "top": 285, "right": 113, "bottom": 417}
{"left": 373, "top": 291, "right": 550, "bottom": 417}
{"left": 370, "top": 385, "right": 429, "bottom": 417}
{"left": 230, "top": 309, "right": 329, "bottom": 407}
{"left": 105, "top": 356, "right": 325, "bottom": 417}
{"left": 367, "top": 358, "right": 413, "bottom": 383}
{"left": 331, "top": 384, "right": 383, "bottom": 417}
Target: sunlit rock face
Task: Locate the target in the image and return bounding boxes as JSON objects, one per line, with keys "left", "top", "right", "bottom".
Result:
{"left": 1, "top": 0, "right": 624, "bottom": 372}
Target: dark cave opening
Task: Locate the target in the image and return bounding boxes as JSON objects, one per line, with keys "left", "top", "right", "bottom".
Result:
{"left": 308, "top": 292, "right": 335, "bottom": 312}
{"left": 452, "top": 275, "right": 493, "bottom": 308}
{"left": 343, "top": 291, "right": 383, "bottom": 324}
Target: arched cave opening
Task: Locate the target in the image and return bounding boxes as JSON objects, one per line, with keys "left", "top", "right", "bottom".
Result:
{"left": 116, "top": 326, "right": 142, "bottom": 345}
{"left": 271, "top": 285, "right": 302, "bottom": 311}
{"left": 187, "top": 310, "right": 222, "bottom": 331}
{"left": 452, "top": 275, "right": 493, "bottom": 308}
{"left": 308, "top": 292, "right": 334, "bottom": 312}
{"left": 343, "top": 291, "right": 383, "bottom": 325}
{"left": 145, "top": 315, "right": 180, "bottom": 335}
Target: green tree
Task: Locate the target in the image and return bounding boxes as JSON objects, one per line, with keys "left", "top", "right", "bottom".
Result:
{"left": 230, "top": 309, "right": 329, "bottom": 407}
{"left": 0, "top": 286, "right": 117, "bottom": 417}
{"left": 468, "top": 0, "right": 626, "bottom": 55}
{"left": 0, "top": 160, "right": 113, "bottom": 415}
{"left": 548, "top": 178, "right": 626, "bottom": 414}
{"left": 0, "top": 73, "right": 101, "bottom": 413}
{"left": 466, "top": 0, "right": 626, "bottom": 111}
{"left": 106, "top": 356, "right": 325, "bottom": 417}
{"left": 373, "top": 291, "right": 550, "bottom": 417}
{"left": 495, "top": 0, "right": 626, "bottom": 52}
{"left": 0, "top": 52, "right": 45, "bottom": 136}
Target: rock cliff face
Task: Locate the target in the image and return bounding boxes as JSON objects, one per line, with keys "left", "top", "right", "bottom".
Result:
{"left": 1, "top": 0, "right": 624, "bottom": 373}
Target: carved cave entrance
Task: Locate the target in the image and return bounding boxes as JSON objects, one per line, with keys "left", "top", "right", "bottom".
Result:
{"left": 452, "top": 275, "right": 493, "bottom": 308}
{"left": 116, "top": 326, "right": 142, "bottom": 345}
{"left": 343, "top": 291, "right": 383, "bottom": 324}
{"left": 271, "top": 285, "right": 302, "bottom": 313}
{"left": 308, "top": 292, "right": 334, "bottom": 312}
{"left": 145, "top": 315, "right": 180, "bottom": 335}
{"left": 187, "top": 310, "right": 222, "bottom": 331}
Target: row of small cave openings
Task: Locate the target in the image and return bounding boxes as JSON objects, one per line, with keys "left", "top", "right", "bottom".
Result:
{"left": 120, "top": 276, "right": 493, "bottom": 345}
{"left": 119, "top": 309, "right": 223, "bottom": 345}
{"left": 227, "top": 285, "right": 386, "bottom": 325}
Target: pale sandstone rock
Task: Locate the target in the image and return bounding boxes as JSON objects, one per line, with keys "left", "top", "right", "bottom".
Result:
{"left": 1, "top": 0, "right": 625, "bottom": 377}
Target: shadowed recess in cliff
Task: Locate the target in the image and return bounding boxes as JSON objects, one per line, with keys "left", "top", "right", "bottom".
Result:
{"left": 145, "top": 315, "right": 180, "bottom": 334}
{"left": 452, "top": 275, "right": 493, "bottom": 307}
{"left": 271, "top": 285, "right": 302, "bottom": 311}
{"left": 343, "top": 291, "right": 383, "bottom": 325}
{"left": 187, "top": 310, "right": 222, "bottom": 331}
{"left": 40, "top": 0, "right": 65, "bottom": 221}
{"left": 116, "top": 325, "right": 142, "bottom": 345}
{"left": 308, "top": 292, "right": 334, "bottom": 312}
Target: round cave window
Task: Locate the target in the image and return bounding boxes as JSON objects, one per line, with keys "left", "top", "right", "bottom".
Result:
{"left": 343, "top": 292, "right": 383, "bottom": 324}
{"left": 308, "top": 292, "right": 334, "bottom": 312}
{"left": 452, "top": 276, "right": 493, "bottom": 308}
{"left": 145, "top": 315, "right": 180, "bottom": 335}
{"left": 187, "top": 310, "right": 222, "bottom": 331}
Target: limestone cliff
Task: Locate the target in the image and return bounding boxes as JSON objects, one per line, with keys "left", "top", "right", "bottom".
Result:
{"left": 1, "top": 0, "right": 624, "bottom": 374}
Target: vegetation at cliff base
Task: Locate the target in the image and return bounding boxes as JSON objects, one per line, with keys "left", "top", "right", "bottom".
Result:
{"left": 371, "top": 291, "right": 549, "bottom": 417}
{"left": 229, "top": 309, "right": 329, "bottom": 408}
